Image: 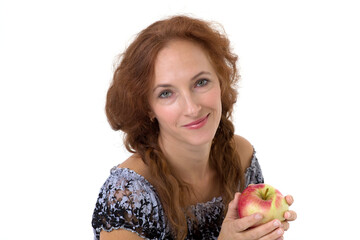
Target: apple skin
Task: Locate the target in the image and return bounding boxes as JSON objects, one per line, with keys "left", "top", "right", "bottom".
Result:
{"left": 238, "top": 184, "right": 289, "bottom": 226}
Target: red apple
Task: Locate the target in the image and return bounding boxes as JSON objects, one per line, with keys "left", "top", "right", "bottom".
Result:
{"left": 238, "top": 184, "right": 289, "bottom": 226}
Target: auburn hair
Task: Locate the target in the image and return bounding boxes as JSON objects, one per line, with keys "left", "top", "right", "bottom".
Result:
{"left": 105, "top": 15, "right": 244, "bottom": 239}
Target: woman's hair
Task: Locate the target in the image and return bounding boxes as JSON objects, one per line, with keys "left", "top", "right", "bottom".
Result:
{"left": 106, "top": 15, "right": 244, "bottom": 239}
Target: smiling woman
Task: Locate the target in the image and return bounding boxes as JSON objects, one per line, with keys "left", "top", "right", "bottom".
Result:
{"left": 150, "top": 40, "right": 222, "bottom": 147}
{"left": 91, "top": 15, "right": 296, "bottom": 240}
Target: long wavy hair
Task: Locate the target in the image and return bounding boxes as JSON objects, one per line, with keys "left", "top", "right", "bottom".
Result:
{"left": 105, "top": 15, "right": 244, "bottom": 239}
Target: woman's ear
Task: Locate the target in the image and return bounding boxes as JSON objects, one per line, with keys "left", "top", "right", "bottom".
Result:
{"left": 149, "top": 112, "right": 156, "bottom": 122}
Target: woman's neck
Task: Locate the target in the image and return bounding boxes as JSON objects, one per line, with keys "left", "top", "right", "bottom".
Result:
{"left": 158, "top": 134, "right": 213, "bottom": 185}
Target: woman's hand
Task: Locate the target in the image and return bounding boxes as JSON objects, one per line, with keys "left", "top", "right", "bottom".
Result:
{"left": 280, "top": 195, "right": 297, "bottom": 231}
{"left": 218, "top": 193, "right": 285, "bottom": 240}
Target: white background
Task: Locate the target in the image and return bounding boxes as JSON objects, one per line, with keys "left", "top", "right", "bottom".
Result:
{"left": 1, "top": 0, "right": 359, "bottom": 239}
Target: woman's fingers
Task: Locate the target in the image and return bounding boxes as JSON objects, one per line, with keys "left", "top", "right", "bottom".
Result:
{"left": 260, "top": 227, "right": 284, "bottom": 240}
{"left": 284, "top": 210, "right": 297, "bottom": 221}
{"left": 285, "top": 195, "right": 294, "bottom": 206}
{"left": 243, "top": 219, "right": 284, "bottom": 239}
{"left": 235, "top": 213, "right": 264, "bottom": 232}
{"left": 282, "top": 209, "right": 297, "bottom": 232}
{"left": 225, "top": 192, "right": 242, "bottom": 220}
{"left": 222, "top": 192, "right": 294, "bottom": 239}
{"left": 281, "top": 221, "right": 290, "bottom": 231}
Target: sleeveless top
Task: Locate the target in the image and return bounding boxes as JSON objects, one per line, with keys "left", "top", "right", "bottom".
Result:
{"left": 92, "top": 151, "right": 264, "bottom": 239}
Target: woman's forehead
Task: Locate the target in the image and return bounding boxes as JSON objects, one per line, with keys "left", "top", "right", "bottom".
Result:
{"left": 153, "top": 40, "right": 216, "bottom": 84}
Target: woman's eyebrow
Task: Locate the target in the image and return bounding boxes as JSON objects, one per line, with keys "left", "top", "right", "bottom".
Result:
{"left": 153, "top": 71, "right": 211, "bottom": 92}
{"left": 153, "top": 84, "right": 172, "bottom": 92}
{"left": 191, "top": 71, "right": 211, "bottom": 81}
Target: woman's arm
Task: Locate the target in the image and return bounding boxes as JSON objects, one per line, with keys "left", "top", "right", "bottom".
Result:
{"left": 100, "top": 229, "right": 145, "bottom": 240}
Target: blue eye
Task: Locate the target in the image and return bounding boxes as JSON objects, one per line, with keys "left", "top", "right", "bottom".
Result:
{"left": 196, "top": 79, "right": 209, "bottom": 87}
{"left": 159, "top": 90, "right": 172, "bottom": 98}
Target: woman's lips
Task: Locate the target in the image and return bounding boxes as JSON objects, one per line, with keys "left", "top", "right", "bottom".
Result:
{"left": 183, "top": 114, "right": 209, "bottom": 129}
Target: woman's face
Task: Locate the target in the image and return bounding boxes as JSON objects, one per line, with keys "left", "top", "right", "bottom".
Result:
{"left": 149, "top": 40, "right": 222, "bottom": 147}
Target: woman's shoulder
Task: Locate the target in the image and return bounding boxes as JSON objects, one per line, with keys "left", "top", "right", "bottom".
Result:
{"left": 233, "top": 135, "right": 265, "bottom": 186}
{"left": 117, "top": 153, "right": 153, "bottom": 183}
{"left": 92, "top": 154, "right": 167, "bottom": 239}
{"left": 94, "top": 154, "right": 157, "bottom": 204}
{"left": 233, "top": 135, "right": 254, "bottom": 171}
{"left": 98, "top": 153, "right": 156, "bottom": 195}
{"left": 97, "top": 159, "right": 157, "bottom": 204}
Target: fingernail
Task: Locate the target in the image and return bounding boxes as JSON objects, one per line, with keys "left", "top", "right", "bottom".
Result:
{"left": 277, "top": 228, "right": 284, "bottom": 235}
{"left": 273, "top": 220, "right": 280, "bottom": 227}
{"left": 255, "top": 213, "right": 263, "bottom": 220}
{"left": 285, "top": 212, "right": 291, "bottom": 219}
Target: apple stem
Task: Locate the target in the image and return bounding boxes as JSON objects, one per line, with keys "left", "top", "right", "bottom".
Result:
{"left": 264, "top": 188, "right": 269, "bottom": 199}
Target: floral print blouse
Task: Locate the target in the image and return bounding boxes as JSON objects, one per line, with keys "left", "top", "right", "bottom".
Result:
{"left": 92, "top": 150, "right": 264, "bottom": 239}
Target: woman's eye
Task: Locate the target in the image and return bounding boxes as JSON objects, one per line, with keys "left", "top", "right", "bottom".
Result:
{"left": 196, "top": 79, "right": 209, "bottom": 87}
{"left": 159, "top": 90, "right": 172, "bottom": 98}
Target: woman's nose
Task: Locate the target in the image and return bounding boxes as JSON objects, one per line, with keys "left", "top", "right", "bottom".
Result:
{"left": 182, "top": 93, "right": 201, "bottom": 116}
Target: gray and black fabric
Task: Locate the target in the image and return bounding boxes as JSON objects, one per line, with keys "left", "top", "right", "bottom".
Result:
{"left": 92, "top": 150, "right": 264, "bottom": 240}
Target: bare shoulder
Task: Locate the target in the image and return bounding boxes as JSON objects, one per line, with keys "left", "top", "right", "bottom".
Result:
{"left": 99, "top": 156, "right": 155, "bottom": 240}
{"left": 100, "top": 228, "right": 144, "bottom": 240}
{"left": 233, "top": 135, "right": 254, "bottom": 171}
{"left": 118, "top": 153, "right": 152, "bottom": 182}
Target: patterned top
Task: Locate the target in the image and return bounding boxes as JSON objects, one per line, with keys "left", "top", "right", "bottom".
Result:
{"left": 92, "top": 151, "right": 264, "bottom": 239}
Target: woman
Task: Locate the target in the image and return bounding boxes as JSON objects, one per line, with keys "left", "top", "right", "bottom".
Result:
{"left": 92, "top": 15, "right": 296, "bottom": 240}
